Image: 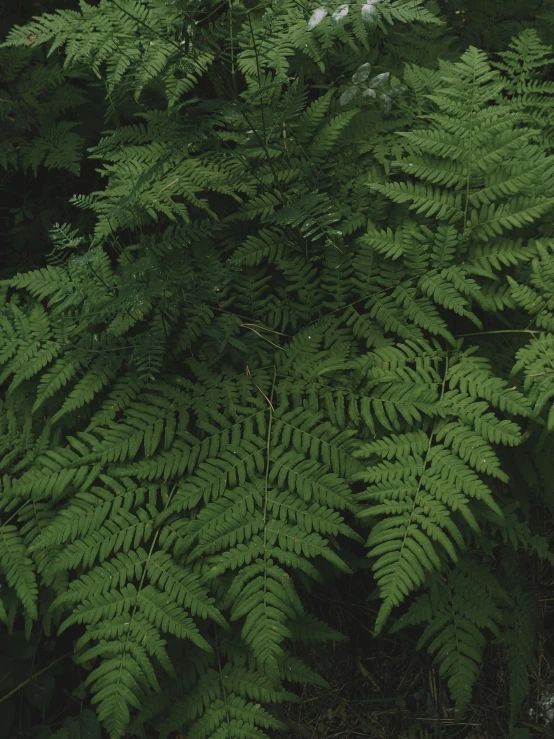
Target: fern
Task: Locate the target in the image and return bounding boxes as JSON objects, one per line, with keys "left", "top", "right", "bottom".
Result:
{"left": 390, "top": 558, "right": 507, "bottom": 716}
{"left": 504, "top": 582, "right": 540, "bottom": 726}
{"left": 351, "top": 342, "right": 530, "bottom": 634}
{"left": 1, "top": 2, "right": 554, "bottom": 737}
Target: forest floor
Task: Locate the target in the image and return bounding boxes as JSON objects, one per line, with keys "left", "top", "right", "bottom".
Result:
{"left": 273, "top": 562, "right": 554, "bottom": 739}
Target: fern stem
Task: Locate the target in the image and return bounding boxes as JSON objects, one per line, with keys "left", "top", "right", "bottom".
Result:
{"left": 215, "top": 630, "right": 232, "bottom": 730}
{"left": 228, "top": 0, "right": 237, "bottom": 98}
{"left": 262, "top": 367, "right": 277, "bottom": 560}
{"left": 0, "top": 651, "right": 72, "bottom": 706}
{"left": 455, "top": 329, "right": 539, "bottom": 337}
{"left": 462, "top": 63, "right": 477, "bottom": 237}
{"left": 108, "top": 481, "right": 180, "bottom": 703}
{"left": 261, "top": 367, "right": 277, "bottom": 666}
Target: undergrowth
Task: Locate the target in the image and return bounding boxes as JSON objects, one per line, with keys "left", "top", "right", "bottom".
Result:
{"left": 1, "top": 1, "right": 554, "bottom": 737}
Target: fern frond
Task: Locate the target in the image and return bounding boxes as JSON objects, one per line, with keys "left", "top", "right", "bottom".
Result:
{"left": 391, "top": 560, "right": 506, "bottom": 715}
{"left": 0, "top": 524, "right": 38, "bottom": 621}
{"left": 352, "top": 344, "right": 529, "bottom": 634}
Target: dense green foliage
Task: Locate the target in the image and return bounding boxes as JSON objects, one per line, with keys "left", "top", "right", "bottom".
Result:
{"left": 1, "top": 1, "right": 554, "bottom": 737}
